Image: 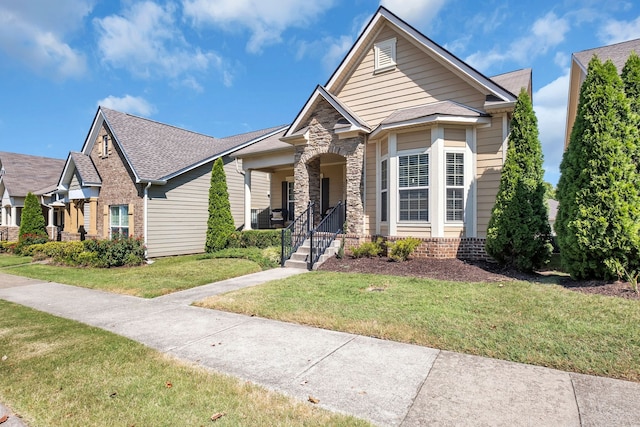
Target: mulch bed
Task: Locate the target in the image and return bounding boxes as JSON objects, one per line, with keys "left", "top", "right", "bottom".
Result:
{"left": 318, "top": 256, "right": 640, "bottom": 301}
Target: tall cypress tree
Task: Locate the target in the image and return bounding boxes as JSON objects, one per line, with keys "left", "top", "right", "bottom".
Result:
{"left": 485, "top": 89, "right": 552, "bottom": 271}
{"left": 622, "top": 51, "right": 640, "bottom": 115}
{"left": 556, "top": 56, "right": 640, "bottom": 279}
{"left": 205, "top": 158, "right": 235, "bottom": 252}
{"left": 19, "top": 192, "right": 48, "bottom": 241}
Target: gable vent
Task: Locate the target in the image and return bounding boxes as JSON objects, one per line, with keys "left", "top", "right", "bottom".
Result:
{"left": 375, "top": 38, "right": 397, "bottom": 73}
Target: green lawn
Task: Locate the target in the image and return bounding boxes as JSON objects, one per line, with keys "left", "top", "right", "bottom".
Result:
{"left": 0, "top": 300, "right": 368, "bottom": 426}
{"left": 6, "top": 254, "right": 262, "bottom": 298}
{"left": 0, "top": 254, "right": 32, "bottom": 268}
{"left": 197, "top": 271, "right": 640, "bottom": 382}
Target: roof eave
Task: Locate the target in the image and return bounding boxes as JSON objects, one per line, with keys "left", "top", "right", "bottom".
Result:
{"left": 370, "top": 115, "right": 491, "bottom": 139}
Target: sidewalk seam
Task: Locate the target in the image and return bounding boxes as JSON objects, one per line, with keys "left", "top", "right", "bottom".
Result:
{"left": 167, "top": 317, "right": 254, "bottom": 352}
{"left": 398, "top": 349, "right": 441, "bottom": 426}
{"left": 568, "top": 374, "right": 583, "bottom": 426}
{"left": 293, "top": 335, "right": 358, "bottom": 379}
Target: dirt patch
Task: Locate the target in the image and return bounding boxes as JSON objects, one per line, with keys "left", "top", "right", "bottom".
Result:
{"left": 318, "top": 256, "right": 640, "bottom": 301}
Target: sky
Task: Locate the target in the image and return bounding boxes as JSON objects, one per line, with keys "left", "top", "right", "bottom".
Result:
{"left": 1, "top": 0, "right": 640, "bottom": 185}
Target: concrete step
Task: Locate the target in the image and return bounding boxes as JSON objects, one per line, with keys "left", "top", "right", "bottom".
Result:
{"left": 284, "top": 258, "right": 309, "bottom": 269}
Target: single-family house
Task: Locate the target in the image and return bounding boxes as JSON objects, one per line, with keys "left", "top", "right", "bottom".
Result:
{"left": 565, "top": 38, "right": 640, "bottom": 147}
{"left": 56, "top": 106, "right": 285, "bottom": 257}
{"left": 0, "top": 151, "right": 66, "bottom": 241}
{"left": 233, "top": 6, "right": 530, "bottom": 263}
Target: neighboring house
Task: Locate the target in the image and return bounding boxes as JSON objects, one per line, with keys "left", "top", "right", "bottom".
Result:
{"left": 233, "top": 6, "right": 531, "bottom": 260}
{"left": 56, "top": 106, "right": 285, "bottom": 257}
{"left": 547, "top": 199, "right": 558, "bottom": 234}
{"left": 0, "top": 152, "right": 66, "bottom": 241}
{"left": 565, "top": 38, "right": 640, "bottom": 147}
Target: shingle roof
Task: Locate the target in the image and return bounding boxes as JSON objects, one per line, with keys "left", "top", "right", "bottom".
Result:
{"left": 232, "top": 129, "right": 291, "bottom": 157}
{"left": 380, "top": 101, "right": 488, "bottom": 125}
{"left": 490, "top": 69, "right": 531, "bottom": 96}
{"left": 0, "top": 151, "right": 65, "bottom": 198}
{"left": 99, "top": 108, "right": 284, "bottom": 181}
{"left": 70, "top": 152, "right": 101, "bottom": 186}
{"left": 573, "top": 38, "right": 640, "bottom": 71}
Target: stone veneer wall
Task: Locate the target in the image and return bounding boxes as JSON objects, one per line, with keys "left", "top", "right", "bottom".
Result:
{"left": 91, "top": 125, "right": 144, "bottom": 238}
{"left": 293, "top": 99, "right": 365, "bottom": 234}
{"left": 341, "top": 234, "right": 489, "bottom": 261}
{"left": 0, "top": 226, "right": 18, "bottom": 241}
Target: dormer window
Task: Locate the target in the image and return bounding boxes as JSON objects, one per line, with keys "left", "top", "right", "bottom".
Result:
{"left": 374, "top": 38, "right": 396, "bottom": 73}
{"left": 102, "top": 135, "right": 109, "bottom": 157}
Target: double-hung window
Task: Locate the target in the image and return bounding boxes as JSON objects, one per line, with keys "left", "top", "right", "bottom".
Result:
{"left": 380, "top": 159, "right": 388, "bottom": 222}
{"left": 110, "top": 205, "right": 129, "bottom": 238}
{"left": 398, "top": 154, "right": 429, "bottom": 221}
{"left": 445, "top": 152, "right": 465, "bottom": 221}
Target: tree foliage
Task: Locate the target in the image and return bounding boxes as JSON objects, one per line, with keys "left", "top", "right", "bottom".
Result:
{"left": 485, "top": 89, "right": 553, "bottom": 271}
{"left": 205, "top": 158, "right": 235, "bottom": 252}
{"left": 621, "top": 51, "right": 640, "bottom": 115}
{"left": 18, "top": 192, "right": 48, "bottom": 241}
{"left": 555, "top": 56, "right": 640, "bottom": 279}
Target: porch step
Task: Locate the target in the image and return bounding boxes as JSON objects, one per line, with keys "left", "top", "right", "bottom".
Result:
{"left": 284, "top": 238, "right": 341, "bottom": 270}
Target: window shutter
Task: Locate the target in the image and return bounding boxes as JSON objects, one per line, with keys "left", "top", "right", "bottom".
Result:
{"left": 281, "top": 181, "right": 288, "bottom": 218}
{"left": 128, "top": 204, "right": 135, "bottom": 237}
{"left": 103, "top": 205, "right": 109, "bottom": 238}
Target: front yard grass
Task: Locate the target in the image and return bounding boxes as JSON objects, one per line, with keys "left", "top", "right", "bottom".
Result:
{"left": 0, "top": 254, "right": 32, "bottom": 268}
{"left": 6, "top": 254, "right": 262, "bottom": 298}
{"left": 0, "top": 300, "right": 367, "bottom": 426}
{"left": 196, "top": 271, "right": 640, "bottom": 382}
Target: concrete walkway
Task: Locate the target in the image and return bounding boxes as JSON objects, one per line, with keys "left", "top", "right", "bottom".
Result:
{"left": 0, "top": 270, "right": 638, "bottom": 426}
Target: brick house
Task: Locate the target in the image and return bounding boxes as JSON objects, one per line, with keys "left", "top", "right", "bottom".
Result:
{"left": 233, "top": 6, "right": 531, "bottom": 261}
{"left": 56, "top": 106, "right": 285, "bottom": 257}
{"left": 0, "top": 151, "right": 66, "bottom": 241}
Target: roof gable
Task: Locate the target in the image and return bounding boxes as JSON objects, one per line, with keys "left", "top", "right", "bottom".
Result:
{"left": 326, "top": 7, "right": 516, "bottom": 103}
{"left": 82, "top": 107, "right": 287, "bottom": 182}
{"left": 284, "top": 86, "right": 370, "bottom": 138}
{"left": 0, "top": 151, "right": 65, "bottom": 198}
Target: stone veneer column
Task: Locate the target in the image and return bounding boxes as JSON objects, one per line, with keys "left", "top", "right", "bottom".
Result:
{"left": 307, "top": 158, "right": 321, "bottom": 225}
{"left": 345, "top": 141, "right": 364, "bottom": 234}
{"left": 294, "top": 147, "right": 309, "bottom": 219}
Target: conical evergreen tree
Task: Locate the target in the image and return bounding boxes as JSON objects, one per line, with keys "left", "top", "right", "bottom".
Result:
{"left": 485, "top": 89, "right": 552, "bottom": 271}
{"left": 18, "top": 192, "right": 48, "bottom": 241}
{"left": 556, "top": 56, "right": 640, "bottom": 279}
{"left": 205, "top": 158, "right": 235, "bottom": 252}
{"left": 622, "top": 51, "right": 640, "bottom": 115}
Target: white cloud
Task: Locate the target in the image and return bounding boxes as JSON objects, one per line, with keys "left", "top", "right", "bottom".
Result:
{"left": 533, "top": 71, "right": 570, "bottom": 185}
{"left": 465, "top": 12, "right": 570, "bottom": 72}
{"left": 95, "top": 1, "right": 230, "bottom": 86}
{"left": 0, "top": 0, "right": 91, "bottom": 79}
{"left": 182, "top": 0, "right": 335, "bottom": 53}
{"left": 98, "top": 95, "right": 157, "bottom": 117}
{"left": 599, "top": 15, "right": 640, "bottom": 44}
{"left": 380, "top": 0, "right": 448, "bottom": 26}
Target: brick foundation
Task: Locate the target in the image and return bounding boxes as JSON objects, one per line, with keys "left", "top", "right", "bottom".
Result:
{"left": 340, "top": 234, "right": 489, "bottom": 261}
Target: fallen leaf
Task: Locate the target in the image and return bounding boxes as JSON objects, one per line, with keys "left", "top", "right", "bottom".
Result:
{"left": 308, "top": 396, "right": 319, "bottom": 404}
{"left": 300, "top": 380, "right": 308, "bottom": 385}
{"left": 1, "top": 355, "right": 6, "bottom": 361}
{"left": 109, "top": 392, "right": 117, "bottom": 398}
{"left": 0, "top": 414, "right": 8, "bottom": 424}
{"left": 166, "top": 382, "right": 172, "bottom": 388}
{"left": 210, "top": 412, "right": 226, "bottom": 421}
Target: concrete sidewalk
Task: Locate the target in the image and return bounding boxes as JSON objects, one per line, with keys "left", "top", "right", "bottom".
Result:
{"left": 0, "top": 270, "right": 638, "bottom": 426}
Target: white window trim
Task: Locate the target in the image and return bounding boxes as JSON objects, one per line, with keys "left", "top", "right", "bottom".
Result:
{"left": 374, "top": 38, "right": 397, "bottom": 73}
{"left": 379, "top": 156, "right": 389, "bottom": 225}
{"left": 109, "top": 204, "right": 129, "bottom": 239}
{"left": 444, "top": 149, "right": 466, "bottom": 224}
{"left": 397, "top": 148, "right": 430, "bottom": 224}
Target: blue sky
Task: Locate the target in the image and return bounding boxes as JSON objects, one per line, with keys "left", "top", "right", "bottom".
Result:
{"left": 1, "top": 0, "right": 640, "bottom": 185}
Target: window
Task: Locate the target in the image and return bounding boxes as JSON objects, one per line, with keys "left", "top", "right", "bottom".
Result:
{"left": 287, "top": 182, "right": 295, "bottom": 221}
{"left": 446, "top": 153, "right": 465, "bottom": 221}
{"left": 374, "top": 38, "right": 396, "bottom": 72}
{"left": 110, "top": 205, "right": 129, "bottom": 238}
{"left": 398, "top": 154, "right": 429, "bottom": 221}
{"left": 380, "top": 159, "right": 388, "bottom": 222}
{"left": 102, "top": 135, "right": 109, "bottom": 157}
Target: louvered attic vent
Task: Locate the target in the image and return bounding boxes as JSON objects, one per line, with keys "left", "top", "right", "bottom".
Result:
{"left": 374, "top": 38, "right": 397, "bottom": 73}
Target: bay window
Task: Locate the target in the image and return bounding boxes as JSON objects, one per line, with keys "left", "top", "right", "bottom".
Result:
{"left": 398, "top": 154, "right": 429, "bottom": 221}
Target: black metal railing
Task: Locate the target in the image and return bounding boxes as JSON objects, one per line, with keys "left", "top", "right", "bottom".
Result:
{"left": 309, "top": 201, "right": 344, "bottom": 269}
{"left": 0, "top": 229, "right": 7, "bottom": 241}
{"left": 281, "top": 202, "right": 314, "bottom": 266}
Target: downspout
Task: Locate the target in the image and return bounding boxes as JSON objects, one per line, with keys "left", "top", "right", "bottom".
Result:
{"left": 144, "top": 182, "right": 151, "bottom": 260}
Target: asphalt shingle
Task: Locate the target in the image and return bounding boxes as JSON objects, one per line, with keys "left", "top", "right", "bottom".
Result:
{"left": 0, "top": 151, "right": 65, "bottom": 197}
